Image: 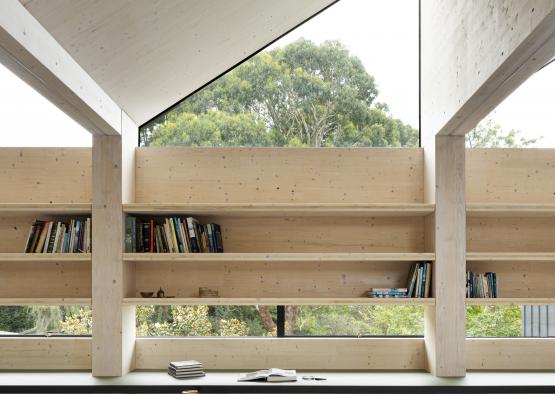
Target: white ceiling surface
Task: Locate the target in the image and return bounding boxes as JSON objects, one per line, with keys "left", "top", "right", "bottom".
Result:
{"left": 20, "top": 0, "right": 334, "bottom": 126}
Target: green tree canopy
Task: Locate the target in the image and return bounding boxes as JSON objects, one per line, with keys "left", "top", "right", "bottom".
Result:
{"left": 144, "top": 39, "right": 418, "bottom": 148}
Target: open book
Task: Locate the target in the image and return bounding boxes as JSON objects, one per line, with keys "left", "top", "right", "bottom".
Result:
{"left": 238, "top": 368, "right": 297, "bottom": 382}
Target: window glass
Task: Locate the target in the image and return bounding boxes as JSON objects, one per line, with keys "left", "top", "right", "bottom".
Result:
{"left": 0, "top": 306, "right": 91, "bottom": 336}
{"left": 140, "top": 0, "right": 419, "bottom": 148}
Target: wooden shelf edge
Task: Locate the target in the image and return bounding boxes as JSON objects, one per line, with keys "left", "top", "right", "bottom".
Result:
{"left": 123, "top": 252, "right": 435, "bottom": 262}
{"left": 123, "top": 203, "right": 435, "bottom": 216}
{"left": 467, "top": 253, "right": 555, "bottom": 261}
{"left": 123, "top": 297, "right": 435, "bottom": 306}
{"left": 467, "top": 203, "right": 555, "bottom": 217}
{"left": 466, "top": 298, "right": 555, "bottom": 305}
{"left": 0, "top": 203, "right": 91, "bottom": 214}
{"left": 0, "top": 253, "right": 91, "bottom": 262}
{"left": 0, "top": 298, "right": 92, "bottom": 306}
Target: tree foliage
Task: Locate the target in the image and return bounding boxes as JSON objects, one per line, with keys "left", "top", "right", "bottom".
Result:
{"left": 466, "top": 119, "right": 538, "bottom": 148}
{"left": 143, "top": 39, "right": 418, "bottom": 148}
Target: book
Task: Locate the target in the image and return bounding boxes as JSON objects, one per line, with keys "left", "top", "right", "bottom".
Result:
{"left": 168, "top": 360, "right": 205, "bottom": 379}
{"left": 23, "top": 218, "right": 91, "bottom": 254}
{"left": 238, "top": 368, "right": 297, "bottom": 382}
{"left": 466, "top": 271, "right": 497, "bottom": 298}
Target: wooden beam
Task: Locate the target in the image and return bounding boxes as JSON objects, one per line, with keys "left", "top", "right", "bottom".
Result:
{"left": 92, "top": 135, "right": 132, "bottom": 376}
{"left": 0, "top": 0, "right": 121, "bottom": 135}
{"left": 425, "top": 136, "right": 466, "bottom": 377}
{"left": 422, "top": 0, "right": 555, "bottom": 137}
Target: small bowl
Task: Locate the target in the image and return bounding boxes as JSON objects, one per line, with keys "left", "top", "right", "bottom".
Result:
{"left": 140, "top": 291, "right": 154, "bottom": 298}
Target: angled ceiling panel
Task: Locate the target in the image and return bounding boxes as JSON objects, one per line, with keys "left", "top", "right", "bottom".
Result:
{"left": 20, "top": 0, "right": 335, "bottom": 125}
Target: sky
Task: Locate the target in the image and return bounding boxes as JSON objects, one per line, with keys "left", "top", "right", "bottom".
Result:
{"left": 0, "top": 0, "right": 553, "bottom": 147}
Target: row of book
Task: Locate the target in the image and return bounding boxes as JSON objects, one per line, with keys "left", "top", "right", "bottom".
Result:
{"left": 24, "top": 219, "right": 91, "bottom": 253}
{"left": 367, "top": 261, "right": 432, "bottom": 298}
{"left": 125, "top": 216, "right": 223, "bottom": 253}
{"left": 467, "top": 271, "right": 497, "bottom": 298}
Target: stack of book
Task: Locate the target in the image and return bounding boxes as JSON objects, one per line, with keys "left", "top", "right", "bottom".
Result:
{"left": 466, "top": 271, "right": 497, "bottom": 298}
{"left": 125, "top": 216, "right": 223, "bottom": 253}
{"left": 24, "top": 218, "right": 91, "bottom": 253}
{"left": 368, "top": 287, "right": 408, "bottom": 298}
{"left": 406, "top": 261, "right": 432, "bottom": 298}
{"left": 168, "top": 360, "right": 205, "bottom": 379}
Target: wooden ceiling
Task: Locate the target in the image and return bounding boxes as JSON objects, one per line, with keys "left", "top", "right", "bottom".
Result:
{"left": 20, "top": 0, "right": 334, "bottom": 126}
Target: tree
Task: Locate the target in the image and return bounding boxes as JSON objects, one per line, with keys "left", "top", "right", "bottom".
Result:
{"left": 466, "top": 118, "right": 538, "bottom": 148}
{"left": 144, "top": 39, "right": 418, "bottom": 148}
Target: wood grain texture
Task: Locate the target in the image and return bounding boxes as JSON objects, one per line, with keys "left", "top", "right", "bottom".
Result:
{"left": 0, "top": 297, "right": 91, "bottom": 305}
{"left": 466, "top": 338, "right": 555, "bottom": 370}
{"left": 0, "top": 260, "right": 90, "bottom": 297}
{"left": 467, "top": 252, "right": 555, "bottom": 261}
{"left": 467, "top": 203, "right": 555, "bottom": 217}
{"left": 124, "top": 297, "right": 435, "bottom": 306}
{"left": 426, "top": 136, "right": 466, "bottom": 377}
{"left": 0, "top": 203, "right": 91, "bottom": 215}
{"left": 466, "top": 298, "right": 555, "bottom": 305}
{"left": 92, "top": 135, "right": 126, "bottom": 376}
{"left": 467, "top": 261, "right": 555, "bottom": 298}
{"left": 0, "top": 338, "right": 91, "bottom": 370}
{"left": 135, "top": 338, "right": 426, "bottom": 370}
{"left": 180, "top": 216, "right": 425, "bottom": 253}
{"left": 124, "top": 252, "right": 435, "bottom": 262}
{"left": 0, "top": 0, "right": 121, "bottom": 135}
{"left": 0, "top": 148, "right": 91, "bottom": 203}
{"left": 467, "top": 149, "right": 555, "bottom": 204}
{"left": 467, "top": 217, "right": 555, "bottom": 253}
{"left": 132, "top": 260, "right": 420, "bottom": 299}
{"left": 135, "top": 148, "right": 424, "bottom": 204}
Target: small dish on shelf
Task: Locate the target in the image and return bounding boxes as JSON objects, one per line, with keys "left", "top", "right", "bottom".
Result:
{"left": 140, "top": 291, "right": 154, "bottom": 298}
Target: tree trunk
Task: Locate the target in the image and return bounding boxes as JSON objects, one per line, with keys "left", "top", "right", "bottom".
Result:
{"left": 257, "top": 305, "right": 276, "bottom": 331}
{"left": 285, "top": 305, "right": 300, "bottom": 335}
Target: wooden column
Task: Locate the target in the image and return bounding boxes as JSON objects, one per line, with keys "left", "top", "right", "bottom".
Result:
{"left": 424, "top": 135, "right": 466, "bottom": 377}
{"left": 92, "top": 135, "right": 133, "bottom": 376}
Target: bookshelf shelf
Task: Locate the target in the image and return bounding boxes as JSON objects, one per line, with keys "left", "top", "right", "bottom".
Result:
{"left": 0, "top": 253, "right": 91, "bottom": 262}
{"left": 0, "top": 203, "right": 91, "bottom": 215}
{"left": 466, "top": 252, "right": 555, "bottom": 261}
{"left": 466, "top": 298, "right": 555, "bottom": 305}
{"left": 123, "top": 252, "right": 435, "bottom": 263}
{"left": 466, "top": 203, "right": 555, "bottom": 217}
{"left": 123, "top": 297, "right": 436, "bottom": 306}
{"left": 0, "top": 297, "right": 92, "bottom": 306}
{"left": 123, "top": 203, "right": 435, "bottom": 217}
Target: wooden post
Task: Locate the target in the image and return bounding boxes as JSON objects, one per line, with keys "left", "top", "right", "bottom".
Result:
{"left": 92, "top": 135, "right": 133, "bottom": 376}
{"left": 424, "top": 135, "right": 466, "bottom": 376}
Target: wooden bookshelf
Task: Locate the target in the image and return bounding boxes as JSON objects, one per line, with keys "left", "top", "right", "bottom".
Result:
{"left": 0, "top": 298, "right": 92, "bottom": 306}
{"left": 123, "top": 203, "right": 435, "bottom": 217}
{"left": 123, "top": 297, "right": 435, "bottom": 306}
{"left": 467, "top": 203, "right": 555, "bottom": 217}
{"left": 466, "top": 253, "right": 555, "bottom": 262}
{"left": 0, "top": 253, "right": 91, "bottom": 262}
{"left": 0, "top": 203, "right": 91, "bottom": 215}
{"left": 466, "top": 298, "right": 555, "bottom": 306}
{"left": 124, "top": 252, "right": 435, "bottom": 263}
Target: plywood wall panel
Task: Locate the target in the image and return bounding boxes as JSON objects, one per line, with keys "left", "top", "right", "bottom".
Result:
{"left": 0, "top": 261, "right": 90, "bottom": 297}
{"left": 0, "top": 148, "right": 91, "bottom": 203}
{"left": 135, "top": 148, "right": 424, "bottom": 203}
{"left": 0, "top": 215, "right": 90, "bottom": 252}
{"left": 466, "top": 338, "right": 555, "bottom": 370}
{"left": 466, "top": 261, "right": 555, "bottom": 298}
{"left": 467, "top": 149, "right": 555, "bottom": 203}
{"left": 467, "top": 217, "right": 555, "bottom": 252}
{"left": 0, "top": 338, "right": 91, "bottom": 370}
{"left": 133, "top": 260, "right": 414, "bottom": 298}
{"left": 132, "top": 215, "right": 426, "bottom": 253}
{"left": 135, "top": 338, "right": 426, "bottom": 370}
